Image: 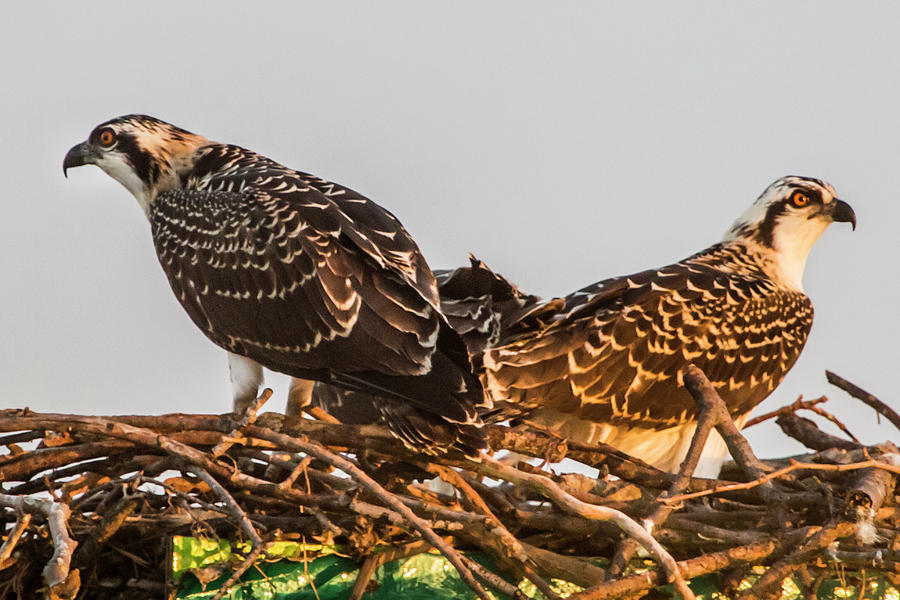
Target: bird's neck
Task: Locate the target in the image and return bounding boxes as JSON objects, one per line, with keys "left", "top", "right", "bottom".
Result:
{"left": 765, "top": 218, "right": 831, "bottom": 292}
{"left": 139, "top": 135, "right": 211, "bottom": 216}
{"left": 710, "top": 239, "right": 813, "bottom": 292}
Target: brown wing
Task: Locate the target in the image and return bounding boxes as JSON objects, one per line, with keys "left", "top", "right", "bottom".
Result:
{"left": 310, "top": 256, "right": 539, "bottom": 454}
{"left": 481, "top": 261, "right": 813, "bottom": 429}
{"left": 151, "top": 187, "right": 441, "bottom": 377}
{"left": 152, "top": 145, "right": 484, "bottom": 429}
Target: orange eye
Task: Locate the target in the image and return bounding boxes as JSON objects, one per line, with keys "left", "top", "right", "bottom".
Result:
{"left": 98, "top": 129, "right": 116, "bottom": 147}
{"left": 791, "top": 191, "right": 809, "bottom": 207}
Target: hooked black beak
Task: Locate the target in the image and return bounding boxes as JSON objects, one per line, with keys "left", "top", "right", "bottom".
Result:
{"left": 63, "top": 141, "right": 93, "bottom": 178}
{"left": 830, "top": 199, "right": 856, "bottom": 231}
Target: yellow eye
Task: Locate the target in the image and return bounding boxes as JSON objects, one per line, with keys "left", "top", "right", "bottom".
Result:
{"left": 791, "top": 191, "right": 809, "bottom": 207}
{"left": 98, "top": 129, "right": 116, "bottom": 147}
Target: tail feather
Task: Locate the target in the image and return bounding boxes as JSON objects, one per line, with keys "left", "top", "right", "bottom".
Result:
{"left": 435, "top": 255, "right": 542, "bottom": 352}
{"left": 311, "top": 255, "right": 540, "bottom": 457}
{"left": 313, "top": 382, "right": 486, "bottom": 457}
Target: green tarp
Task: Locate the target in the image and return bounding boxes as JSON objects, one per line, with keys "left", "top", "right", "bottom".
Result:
{"left": 173, "top": 537, "right": 900, "bottom": 600}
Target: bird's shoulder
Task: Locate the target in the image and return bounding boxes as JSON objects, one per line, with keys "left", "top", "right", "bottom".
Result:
{"left": 497, "top": 243, "right": 812, "bottom": 349}
{"left": 159, "top": 143, "right": 439, "bottom": 307}
{"left": 572, "top": 244, "right": 806, "bottom": 319}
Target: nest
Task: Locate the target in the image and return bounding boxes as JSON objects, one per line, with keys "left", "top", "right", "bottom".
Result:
{"left": 0, "top": 368, "right": 897, "bottom": 600}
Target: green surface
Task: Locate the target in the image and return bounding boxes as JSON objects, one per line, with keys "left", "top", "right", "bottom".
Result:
{"left": 174, "top": 537, "right": 900, "bottom": 599}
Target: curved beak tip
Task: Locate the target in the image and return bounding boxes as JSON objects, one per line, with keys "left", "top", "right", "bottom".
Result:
{"left": 63, "top": 142, "right": 91, "bottom": 179}
{"left": 831, "top": 199, "right": 856, "bottom": 231}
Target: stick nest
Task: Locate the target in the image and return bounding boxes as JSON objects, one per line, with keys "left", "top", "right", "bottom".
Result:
{"left": 0, "top": 369, "right": 897, "bottom": 600}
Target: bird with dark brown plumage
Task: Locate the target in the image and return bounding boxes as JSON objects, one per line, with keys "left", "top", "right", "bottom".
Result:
{"left": 64, "top": 114, "right": 487, "bottom": 456}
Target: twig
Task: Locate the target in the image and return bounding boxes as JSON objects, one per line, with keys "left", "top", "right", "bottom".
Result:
{"left": 306, "top": 406, "right": 341, "bottom": 425}
{"left": 485, "top": 422, "right": 737, "bottom": 493}
{"left": 425, "top": 462, "right": 561, "bottom": 600}
{"left": 475, "top": 455, "right": 696, "bottom": 600}
{"left": 348, "top": 555, "right": 379, "bottom": 600}
{"left": 736, "top": 522, "right": 856, "bottom": 600}
{"left": 0, "top": 440, "right": 133, "bottom": 483}
{"left": 570, "top": 538, "right": 782, "bottom": 600}
{"left": 210, "top": 542, "right": 267, "bottom": 600}
{"left": 826, "top": 370, "right": 900, "bottom": 433}
{"left": 744, "top": 396, "right": 828, "bottom": 428}
{"left": 664, "top": 458, "right": 900, "bottom": 504}
{"left": 608, "top": 369, "right": 721, "bottom": 578}
{"left": 776, "top": 414, "right": 860, "bottom": 451}
{"left": 211, "top": 388, "right": 273, "bottom": 458}
{"left": 823, "top": 548, "right": 900, "bottom": 570}
{"left": 458, "top": 553, "right": 530, "bottom": 600}
{"left": 517, "top": 542, "right": 609, "bottom": 589}
{"left": 805, "top": 405, "right": 860, "bottom": 444}
{"left": 278, "top": 456, "right": 313, "bottom": 491}
{"left": 349, "top": 540, "right": 431, "bottom": 600}
{"left": 188, "top": 466, "right": 263, "bottom": 548}
{"left": 682, "top": 365, "right": 771, "bottom": 481}
{"left": 662, "top": 515, "right": 769, "bottom": 545}
{"left": 0, "top": 511, "right": 30, "bottom": 566}
{"left": 0, "top": 430, "right": 45, "bottom": 448}
{"left": 243, "top": 426, "right": 493, "bottom": 600}
{"left": 0, "top": 494, "right": 77, "bottom": 593}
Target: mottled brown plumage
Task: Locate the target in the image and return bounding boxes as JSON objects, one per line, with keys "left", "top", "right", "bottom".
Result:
{"left": 64, "top": 114, "right": 486, "bottom": 455}
{"left": 310, "top": 257, "right": 539, "bottom": 444}
{"left": 480, "top": 176, "right": 855, "bottom": 474}
{"left": 482, "top": 244, "right": 813, "bottom": 427}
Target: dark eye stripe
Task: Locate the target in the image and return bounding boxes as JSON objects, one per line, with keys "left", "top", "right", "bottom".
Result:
{"left": 802, "top": 188, "right": 823, "bottom": 204}
{"left": 113, "top": 134, "right": 157, "bottom": 186}
{"left": 757, "top": 186, "right": 826, "bottom": 247}
{"left": 756, "top": 201, "right": 782, "bottom": 247}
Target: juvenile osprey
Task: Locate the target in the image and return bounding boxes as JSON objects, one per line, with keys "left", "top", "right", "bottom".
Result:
{"left": 480, "top": 176, "right": 855, "bottom": 476}
{"left": 63, "top": 114, "right": 486, "bottom": 455}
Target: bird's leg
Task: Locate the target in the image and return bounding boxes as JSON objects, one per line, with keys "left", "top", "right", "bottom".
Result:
{"left": 285, "top": 378, "right": 315, "bottom": 417}
{"left": 287, "top": 379, "right": 340, "bottom": 423}
{"left": 227, "top": 352, "right": 264, "bottom": 414}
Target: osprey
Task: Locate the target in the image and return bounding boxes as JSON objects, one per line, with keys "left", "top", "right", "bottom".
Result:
{"left": 63, "top": 114, "right": 486, "bottom": 455}
{"left": 480, "top": 176, "right": 856, "bottom": 477}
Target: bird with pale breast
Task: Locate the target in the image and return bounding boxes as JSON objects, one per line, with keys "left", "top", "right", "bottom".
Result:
{"left": 479, "top": 176, "right": 856, "bottom": 477}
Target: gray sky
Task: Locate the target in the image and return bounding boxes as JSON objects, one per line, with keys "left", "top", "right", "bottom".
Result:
{"left": 1, "top": 2, "right": 897, "bottom": 461}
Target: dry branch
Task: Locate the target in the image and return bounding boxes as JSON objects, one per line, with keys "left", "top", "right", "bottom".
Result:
{"left": 0, "top": 512, "right": 29, "bottom": 568}
{"left": 826, "top": 370, "right": 900, "bottom": 433}
{"left": 475, "top": 455, "right": 696, "bottom": 600}
{"left": 0, "top": 370, "right": 893, "bottom": 599}
{"left": 607, "top": 365, "right": 727, "bottom": 579}
{"left": 0, "top": 493, "right": 77, "bottom": 594}
{"left": 244, "top": 425, "right": 493, "bottom": 600}
{"left": 744, "top": 396, "right": 829, "bottom": 428}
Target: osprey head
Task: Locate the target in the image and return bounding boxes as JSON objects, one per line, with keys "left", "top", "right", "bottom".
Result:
{"left": 723, "top": 176, "right": 856, "bottom": 290}
{"left": 63, "top": 115, "right": 208, "bottom": 215}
